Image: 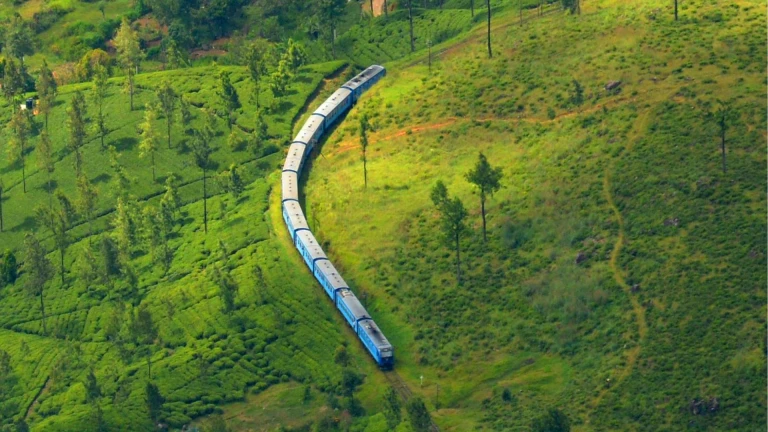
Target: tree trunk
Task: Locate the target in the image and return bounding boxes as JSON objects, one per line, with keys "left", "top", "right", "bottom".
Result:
{"left": 519, "top": 0, "right": 523, "bottom": 26}
{"left": 471, "top": 0, "right": 474, "bottom": 16}
{"left": 203, "top": 168, "right": 208, "bottom": 233}
{"left": 60, "top": 247, "right": 65, "bottom": 285}
{"left": 21, "top": 151, "right": 26, "bottom": 193}
{"left": 167, "top": 119, "right": 172, "bottom": 149}
{"left": 40, "top": 289, "right": 46, "bottom": 335}
{"left": 455, "top": 232, "right": 461, "bottom": 284}
{"left": 363, "top": 153, "right": 368, "bottom": 189}
{"left": 486, "top": 0, "right": 492, "bottom": 58}
{"left": 721, "top": 125, "right": 726, "bottom": 174}
{"left": 129, "top": 73, "right": 134, "bottom": 111}
{"left": 147, "top": 354, "right": 152, "bottom": 379}
{"left": 408, "top": 1, "right": 415, "bottom": 52}
{"left": 370, "top": 0, "right": 374, "bottom": 16}
{"left": 481, "top": 194, "right": 487, "bottom": 242}
{"left": 0, "top": 189, "right": 3, "bottom": 232}
{"left": 45, "top": 112, "right": 49, "bottom": 131}
{"left": 384, "top": 0, "right": 388, "bottom": 16}
{"left": 151, "top": 152, "right": 156, "bottom": 182}
{"left": 674, "top": 0, "right": 678, "bottom": 20}
{"left": 255, "top": 79, "right": 260, "bottom": 108}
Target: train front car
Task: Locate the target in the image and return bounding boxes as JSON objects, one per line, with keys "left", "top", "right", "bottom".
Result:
{"left": 358, "top": 320, "right": 394, "bottom": 369}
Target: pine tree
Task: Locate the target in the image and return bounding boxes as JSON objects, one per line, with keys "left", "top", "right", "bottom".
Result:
{"left": 132, "top": 304, "right": 158, "bottom": 378}
{"left": 245, "top": 40, "right": 268, "bottom": 108}
{"left": 161, "top": 174, "right": 182, "bottom": 219}
{"left": 7, "top": 108, "right": 30, "bottom": 192}
{"left": 113, "top": 197, "right": 135, "bottom": 262}
{"left": 91, "top": 64, "right": 109, "bottom": 151}
{"left": 76, "top": 174, "right": 99, "bottom": 241}
{"left": 67, "top": 91, "right": 88, "bottom": 177}
{"left": 212, "top": 265, "right": 238, "bottom": 313}
{"left": 36, "top": 59, "right": 57, "bottom": 131}
{"left": 431, "top": 182, "right": 468, "bottom": 284}
{"left": 359, "top": 114, "right": 370, "bottom": 189}
{"left": 218, "top": 71, "right": 240, "bottom": 130}
{"left": 156, "top": 81, "right": 177, "bottom": 149}
{"left": 178, "top": 94, "right": 193, "bottom": 136}
{"left": 465, "top": 152, "right": 503, "bottom": 241}
{"left": 37, "top": 130, "right": 55, "bottom": 216}
{"left": 23, "top": 234, "right": 53, "bottom": 334}
{"left": 139, "top": 103, "right": 161, "bottom": 182}
{"left": 72, "top": 243, "right": 99, "bottom": 294}
{"left": 3, "top": 59, "right": 23, "bottom": 107}
{"left": 250, "top": 109, "right": 268, "bottom": 156}
{"left": 192, "top": 110, "right": 215, "bottom": 233}
{"left": 221, "top": 163, "right": 245, "bottom": 199}
{"left": 114, "top": 18, "right": 144, "bottom": 111}
{"left": 84, "top": 369, "right": 101, "bottom": 404}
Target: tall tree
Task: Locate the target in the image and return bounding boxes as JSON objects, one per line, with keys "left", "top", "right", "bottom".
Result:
{"left": 359, "top": 114, "right": 370, "bottom": 189}
{"left": 84, "top": 369, "right": 101, "bottom": 404}
{"left": 67, "top": 91, "right": 88, "bottom": 177}
{"left": 161, "top": 174, "right": 182, "bottom": 219}
{"left": 91, "top": 64, "right": 109, "bottom": 151}
{"left": 284, "top": 39, "right": 307, "bottom": 74}
{"left": 37, "top": 131, "right": 55, "bottom": 215}
{"left": 192, "top": 111, "right": 215, "bottom": 233}
{"left": 221, "top": 163, "right": 245, "bottom": 200}
{"left": 245, "top": 40, "right": 268, "bottom": 109}
{"left": 4, "top": 17, "right": 34, "bottom": 68}
{"left": 139, "top": 103, "right": 161, "bottom": 182}
{"left": 716, "top": 101, "right": 732, "bottom": 174}
{"left": 470, "top": 0, "right": 474, "bottom": 16}
{"left": 36, "top": 59, "right": 58, "bottom": 131}
{"left": 250, "top": 109, "right": 268, "bottom": 156}
{"left": 383, "top": 386, "right": 402, "bottom": 429}
{"left": 76, "top": 174, "right": 99, "bottom": 241}
{"left": 72, "top": 243, "right": 99, "bottom": 294}
{"left": 270, "top": 59, "right": 292, "bottom": 98}
{"left": 318, "top": 0, "right": 347, "bottom": 57}
{"left": 407, "top": 0, "right": 415, "bottom": 52}
{"left": 7, "top": 108, "right": 30, "bottom": 193}
{"left": 178, "top": 94, "right": 193, "bottom": 136}
{"left": 431, "top": 183, "right": 468, "bottom": 284}
{"left": 133, "top": 304, "right": 158, "bottom": 378}
{"left": 1, "top": 250, "right": 17, "bottom": 286}
{"left": 2, "top": 59, "right": 23, "bottom": 107}
{"left": 113, "top": 197, "right": 135, "bottom": 262}
{"left": 114, "top": 18, "right": 144, "bottom": 111}
{"left": 465, "top": 152, "right": 503, "bottom": 241}
{"left": 406, "top": 397, "right": 433, "bottom": 432}
{"left": 486, "top": 0, "right": 492, "bottom": 58}
{"left": 674, "top": 0, "right": 678, "bottom": 20}
{"left": 155, "top": 81, "right": 177, "bottom": 148}
{"left": 145, "top": 382, "right": 164, "bottom": 423}
{"left": 23, "top": 233, "right": 53, "bottom": 335}
{"left": 218, "top": 71, "right": 240, "bottom": 130}
{"left": 212, "top": 265, "right": 238, "bottom": 313}
{"left": 52, "top": 191, "right": 75, "bottom": 284}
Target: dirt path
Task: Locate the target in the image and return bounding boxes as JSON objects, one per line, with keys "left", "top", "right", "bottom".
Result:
{"left": 25, "top": 375, "right": 52, "bottom": 420}
{"left": 329, "top": 95, "right": 636, "bottom": 156}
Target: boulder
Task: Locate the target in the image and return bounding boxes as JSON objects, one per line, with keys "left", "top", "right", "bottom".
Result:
{"left": 605, "top": 80, "right": 622, "bottom": 91}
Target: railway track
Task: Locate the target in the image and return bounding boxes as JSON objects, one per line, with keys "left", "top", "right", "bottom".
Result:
{"left": 383, "top": 369, "right": 441, "bottom": 432}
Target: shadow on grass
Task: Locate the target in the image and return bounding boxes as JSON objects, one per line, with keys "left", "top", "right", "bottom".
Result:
{"left": 92, "top": 173, "right": 111, "bottom": 184}
{"left": 11, "top": 216, "right": 37, "bottom": 233}
{"left": 113, "top": 137, "right": 138, "bottom": 152}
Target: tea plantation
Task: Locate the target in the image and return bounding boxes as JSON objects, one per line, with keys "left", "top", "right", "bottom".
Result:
{"left": 304, "top": 0, "right": 767, "bottom": 430}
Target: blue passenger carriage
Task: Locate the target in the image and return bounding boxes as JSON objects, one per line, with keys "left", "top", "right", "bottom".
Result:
{"left": 281, "top": 171, "right": 299, "bottom": 204}
{"left": 314, "top": 259, "right": 349, "bottom": 300}
{"left": 295, "top": 230, "right": 327, "bottom": 271}
{"left": 342, "top": 65, "right": 386, "bottom": 103}
{"left": 283, "top": 200, "right": 309, "bottom": 242}
{"left": 294, "top": 115, "right": 325, "bottom": 153}
{"left": 283, "top": 142, "right": 307, "bottom": 175}
{"left": 335, "top": 289, "right": 369, "bottom": 328}
{"left": 314, "top": 88, "right": 352, "bottom": 129}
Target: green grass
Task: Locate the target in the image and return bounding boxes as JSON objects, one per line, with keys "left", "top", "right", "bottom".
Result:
{"left": 0, "top": 60, "right": 401, "bottom": 430}
{"left": 303, "top": 0, "right": 767, "bottom": 429}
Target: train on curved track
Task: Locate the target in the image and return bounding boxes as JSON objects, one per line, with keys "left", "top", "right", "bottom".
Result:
{"left": 281, "top": 65, "right": 393, "bottom": 369}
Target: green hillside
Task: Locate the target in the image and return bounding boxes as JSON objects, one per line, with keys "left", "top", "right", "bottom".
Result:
{"left": 304, "top": 0, "right": 767, "bottom": 430}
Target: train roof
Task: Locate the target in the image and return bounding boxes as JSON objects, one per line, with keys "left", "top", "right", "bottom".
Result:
{"left": 281, "top": 171, "right": 299, "bottom": 202}
{"left": 283, "top": 142, "right": 306, "bottom": 173}
{"left": 284, "top": 200, "right": 309, "bottom": 232}
{"left": 314, "top": 259, "right": 349, "bottom": 291}
{"left": 342, "top": 65, "right": 386, "bottom": 90}
{"left": 360, "top": 319, "right": 392, "bottom": 351}
{"left": 337, "top": 289, "right": 370, "bottom": 321}
{"left": 314, "top": 88, "right": 352, "bottom": 118}
{"left": 294, "top": 115, "right": 323, "bottom": 145}
{"left": 296, "top": 230, "right": 327, "bottom": 262}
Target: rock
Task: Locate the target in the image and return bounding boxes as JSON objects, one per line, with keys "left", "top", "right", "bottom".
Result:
{"left": 605, "top": 80, "right": 622, "bottom": 91}
{"left": 663, "top": 217, "right": 680, "bottom": 227}
{"left": 631, "top": 283, "right": 641, "bottom": 293}
{"left": 575, "top": 251, "right": 588, "bottom": 264}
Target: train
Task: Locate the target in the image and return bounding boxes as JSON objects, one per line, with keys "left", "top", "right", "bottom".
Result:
{"left": 281, "top": 65, "right": 393, "bottom": 369}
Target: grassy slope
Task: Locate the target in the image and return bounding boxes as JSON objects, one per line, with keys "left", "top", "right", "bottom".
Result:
{"left": 304, "top": 0, "right": 766, "bottom": 430}
{"left": 0, "top": 61, "right": 401, "bottom": 430}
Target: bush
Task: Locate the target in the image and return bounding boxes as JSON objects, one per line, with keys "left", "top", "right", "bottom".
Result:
{"left": 1, "top": 250, "right": 17, "bottom": 286}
